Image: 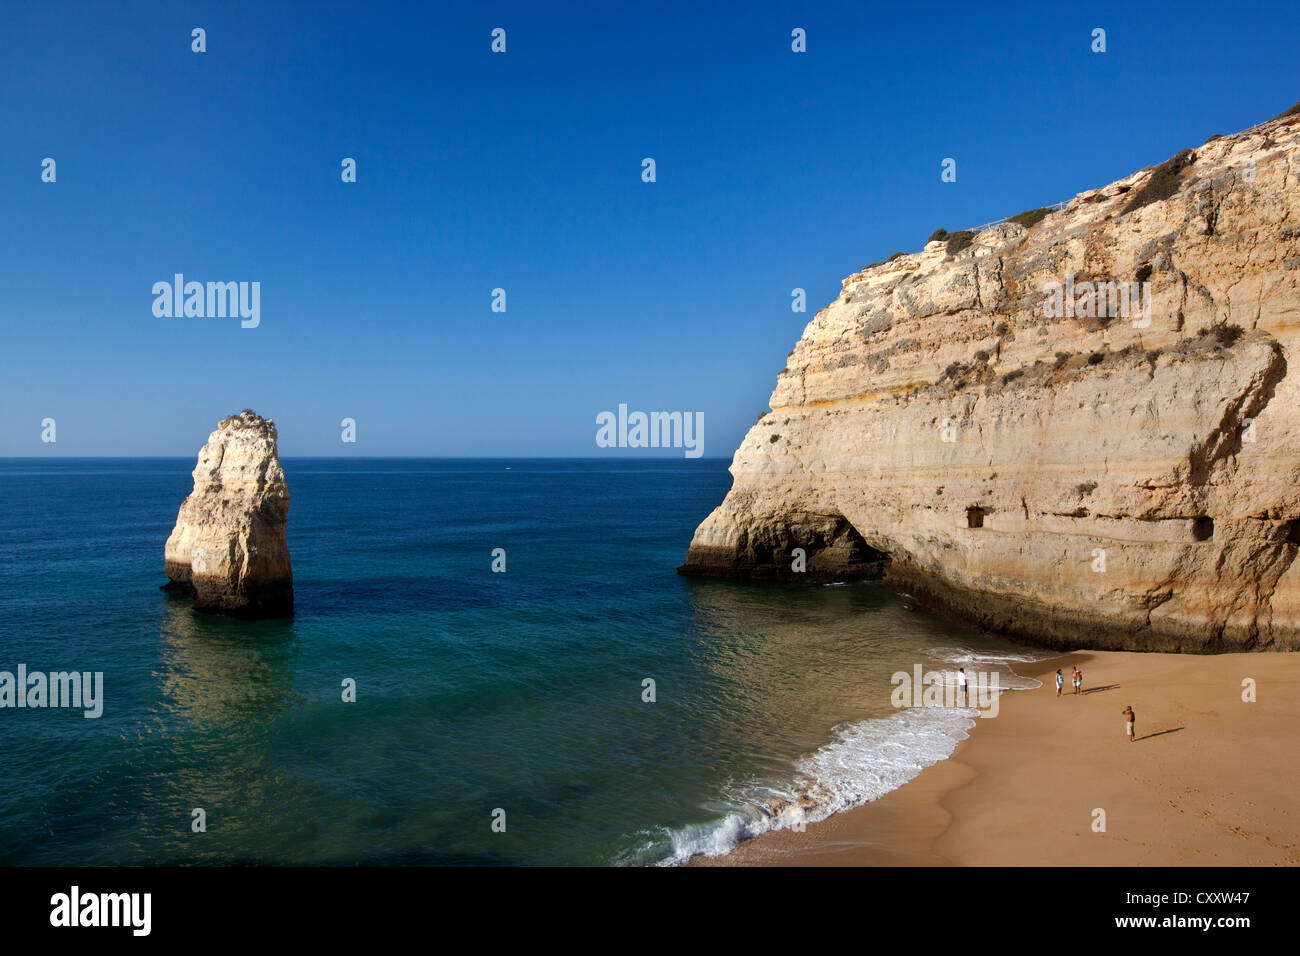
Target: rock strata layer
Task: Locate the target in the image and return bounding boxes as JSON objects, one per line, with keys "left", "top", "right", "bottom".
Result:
{"left": 163, "top": 410, "right": 293, "bottom": 617}
{"left": 681, "top": 110, "right": 1300, "bottom": 652}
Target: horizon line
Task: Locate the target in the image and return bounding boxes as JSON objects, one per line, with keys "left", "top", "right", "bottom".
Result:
{"left": 0, "top": 455, "right": 734, "bottom": 461}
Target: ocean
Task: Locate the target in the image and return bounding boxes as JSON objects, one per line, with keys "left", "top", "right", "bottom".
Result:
{"left": 0, "top": 458, "right": 1042, "bottom": 866}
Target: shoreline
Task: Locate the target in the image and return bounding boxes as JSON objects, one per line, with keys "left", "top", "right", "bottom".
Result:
{"left": 693, "top": 650, "right": 1300, "bottom": 866}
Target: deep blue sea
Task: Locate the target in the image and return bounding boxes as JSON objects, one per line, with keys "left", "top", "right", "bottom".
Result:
{"left": 0, "top": 458, "right": 1039, "bottom": 865}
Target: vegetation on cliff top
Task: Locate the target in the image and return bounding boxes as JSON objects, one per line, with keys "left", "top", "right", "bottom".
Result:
{"left": 922, "top": 228, "right": 975, "bottom": 257}
{"left": 1201, "top": 321, "right": 1245, "bottom": 346}
{"left": 864, "top": 250, "right": 909, "bottom": 270}
{"left": 944, "top": 230, "right": 975, "bottom": 256}
{"left": 1123, "top": 148, "right": 1196, "bottom": 215}
{"left": 904, "top": 106, "right": 1293, "bottom": 266}
{"left": 1008, "top": 207, "right": 1051, "bottom": 228}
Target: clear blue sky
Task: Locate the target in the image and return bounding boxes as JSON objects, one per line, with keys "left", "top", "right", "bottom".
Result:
{"left": 1, "top": 0, "right": 1294, "bottom": 456}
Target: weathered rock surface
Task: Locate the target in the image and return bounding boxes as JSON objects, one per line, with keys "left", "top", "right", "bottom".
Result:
{"left": 681, "top": 110, "right": 1300, "bottom": 652}
{"left": 163, "top": 410, "right": 293, "bottom": 617}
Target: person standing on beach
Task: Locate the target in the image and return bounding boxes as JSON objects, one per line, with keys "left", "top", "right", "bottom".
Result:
{"left": 1122, "top": 705, "right": 1136, "bottom": 742}
{"left": 958, "top": 667, "right": 969, "bottom": 705}
{"left": 1056, "top": 669, "right": 1064, "bottom": 697}
{"left": 1075, "top": 668, "right": 1083, "bottom": 695}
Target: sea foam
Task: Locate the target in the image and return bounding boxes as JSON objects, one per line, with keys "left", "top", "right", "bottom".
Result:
{"left": 623, "top": 648, "right": 1042, "bottom": 865}
{"left": 625, "top": 704, "right": 978, "bottom": 866}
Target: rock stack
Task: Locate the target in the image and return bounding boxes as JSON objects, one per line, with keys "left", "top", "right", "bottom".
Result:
{"left": 163, "top": 410, "right": 293, "bottom": 617}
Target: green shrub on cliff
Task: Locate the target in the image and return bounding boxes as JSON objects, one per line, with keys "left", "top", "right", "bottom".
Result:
{"left": 927, "top": 228, "right": 949, "bottom": 244}
{"left": 1210, "top": 321, "right": 1245, "bottom": 346}
{"left": 1123, "top": 148, "right": 1196, "bottom": 215}
{"left": 1008, "top": 207, "right": 1051, "bottom": 228}
{"left": 1271, "top": 101, "right": 1300, "bottom": 121}
{"left": 945, "top": 230, "right": 975, "bottom": 256}
{"left": 865, "top": 250, "right": 909, "bottom": 269}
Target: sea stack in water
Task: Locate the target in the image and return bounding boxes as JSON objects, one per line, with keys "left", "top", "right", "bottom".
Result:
{"left": 681, "top": 108, "right": 1300, "bottom": 653}
{"left": 163, "top": 410, "right": 293, "bottom": 617}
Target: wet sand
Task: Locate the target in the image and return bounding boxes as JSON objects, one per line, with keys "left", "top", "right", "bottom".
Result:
{"left": 695, "top": 650, "right": 1300, "bottom": 866}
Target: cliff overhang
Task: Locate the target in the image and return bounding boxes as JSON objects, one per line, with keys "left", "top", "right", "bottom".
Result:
{"left": 680, "top": 108, "right": 1300, "bottom": 653}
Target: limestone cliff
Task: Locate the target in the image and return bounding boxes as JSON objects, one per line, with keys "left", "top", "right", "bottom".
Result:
{"left": 163, "top": 410, "right": 293, "bottom": 617}
{"left": 681, "top": 108, "right": 1300, "bottom": 652}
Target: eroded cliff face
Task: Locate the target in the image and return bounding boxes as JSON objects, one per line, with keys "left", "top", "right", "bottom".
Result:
{"left": 681, "top": 111, "right": 1300, "bottom": 652}
{"left": 163, "top": 410, "right": 293, "bottom": 617}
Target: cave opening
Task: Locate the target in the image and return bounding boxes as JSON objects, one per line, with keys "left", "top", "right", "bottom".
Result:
{"left": 967, "top": 506, "right": 985, "bottom": 529}
{"left": 1192, "top": 516, "right": 1214, "bottom": 541}
{"left": 824, "top": 517, "right": 891, "bottom": 579}
{"left": 1286, "top": 520, "right": 1300, "bottom": 546}
{"left": 777, "top": 516, "right": 892, "bottom": 581}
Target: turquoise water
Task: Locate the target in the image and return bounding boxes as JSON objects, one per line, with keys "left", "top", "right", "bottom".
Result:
{"left": 0, "top": 458, "right": 1032, "bottom": 865}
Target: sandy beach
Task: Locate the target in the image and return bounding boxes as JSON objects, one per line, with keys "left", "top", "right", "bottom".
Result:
{"left": 696, "top": 650, "right": 1300, "bottom": 866}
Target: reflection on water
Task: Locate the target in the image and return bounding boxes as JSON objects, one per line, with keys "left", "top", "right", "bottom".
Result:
{"left": 3, "top": 458, "right": 1053, "bottom": 866}
{"left": 155, "top": 598, "right": 300, "bottom": 728}
{"left": 127, "top": 600, "right": 306, "bottom": 862}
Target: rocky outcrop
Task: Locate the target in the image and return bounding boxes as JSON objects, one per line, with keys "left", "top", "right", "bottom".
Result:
{"left": 163, "top": 410, "right": 293, "bottom": 617}
{"left": 681, "top": 109, "right": 1300, "bottom": 652}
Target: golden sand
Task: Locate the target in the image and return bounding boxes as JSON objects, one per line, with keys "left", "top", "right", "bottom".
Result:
{"left": 695, "top": 651, "right": 1300, "bottom": 866}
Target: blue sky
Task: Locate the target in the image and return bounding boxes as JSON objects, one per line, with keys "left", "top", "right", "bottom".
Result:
{"left": 1, "top": 0, "right": 1295, "bottom": 456}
